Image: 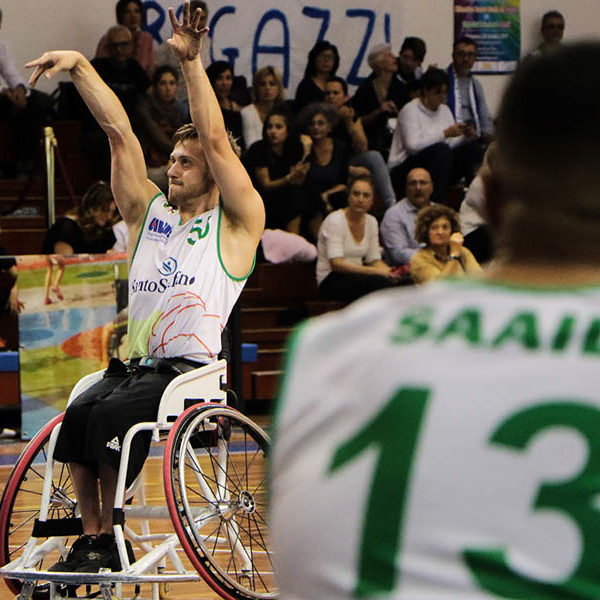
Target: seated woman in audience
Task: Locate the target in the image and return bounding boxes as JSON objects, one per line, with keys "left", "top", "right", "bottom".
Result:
{"left": 42, "top": 181, "right": 117, "bottom": 305}
{"left": 241, "top": 66, "right": 285, "bottom": 148}
{"left": 300, "top": 103, "right": 351, "bottom": 238}
{"left": 351, "top": 44, "right": 409, "bottom": 158}
{"left": 136, "top": 65, "right": 187, "bottom": 192}
{"left": 388, "top": 67, "right": 482, "bottom": 202}
{"left": 410, "top": 204, "right": 482, "bottom": 284}
{"left": 96, "top": 0, "right": 154, "bottom": 75}
{"left": 295, "top": 41, "right": 340, "bottom": 112}
{"left": 206, "top": 61, "right": 245, "bottom": 151}
{"left": 316, "top": 174, "right": 398, "bottom": 302}
{"left": 244, "top": 107, "right": 311, "bottom": 234}
{"left": 460, "top": 141, "right": 497, "bottom": 263}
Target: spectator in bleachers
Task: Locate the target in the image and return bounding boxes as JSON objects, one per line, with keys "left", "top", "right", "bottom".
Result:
{"left": 446, "top": 36, "right": 493, "bottom": 145}
{"left": 381, "top": 167, "right": 435, "bottom": 267}
{"left": 530, "top": 10, "right": 565, "bottom": 57}
{"left": 351, "top": 44, "right": 409, "bottom": 159}
{"left": 155, "top": 0, "right": 209, "bottom": 104}
{"left": 325, "top": 76, "right": 396, "bottom": 209}
{"left": 410, "top": 204, "right": 482, "bottom": 284}
{"left": 294, "top": 41, "right": 340, "bottom": 112}
{"left": 388, "top": 68, "right": 481, "bottom": 202}
{"left": 241, "top": 66, "right": 285, "bottom": 149}
{"left": 300, "top": 103, "right": 351, "bottom": 239}
{"left": 244, "top": 106, "right": 311, "bottom": 234}
{"left": 136, "top": 65, "right": 187, "bottom": 193}
{"left": 86, "top": 25, "right": 150, "bottom": 179}
{"left": 460, "top": 141, "right": 497, "bottom": 264}
{"left": 316, "top": 174, "right": 398, "bottom": 302}
{"left": 42, "top": 181, "right": 117, "bottom": 305}
{"left": 397, "top": 36, "right": 426, "bottom": 98}
{"left": 96, "top": 0, "right": 154, "bottom": 76}
{"left": 206, "top": 61, "right": 245, "bottom": 152}
{"left": 0, "top": 8, "right": 53, "bottom": 176}
{"left": 0, "top": 233, "right": 23, "bottom": 316}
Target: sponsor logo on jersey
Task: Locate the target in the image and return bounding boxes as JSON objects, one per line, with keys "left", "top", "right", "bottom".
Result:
{"left": 131, "top": 270, "right": 196, "bottom": 294}
{"left": 106, "top": 436, "right": 121, "bottom": 452}
{"left": 158, "top": 257, "right": 178, "bottom": 276}
{"left": 147, "top": 217, "right": 173, "bottom": 243}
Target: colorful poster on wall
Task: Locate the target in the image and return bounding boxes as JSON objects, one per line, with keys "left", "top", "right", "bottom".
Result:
{"left": 17, "top": 253, "right": 128, "bottom": 439}
{"left": 454, "top": 0, "right": 520, "bottom": 73}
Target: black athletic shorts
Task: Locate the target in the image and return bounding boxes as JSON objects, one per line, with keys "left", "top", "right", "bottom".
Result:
{"left": 53, "top": 358, "right": 191, "bottom": 486}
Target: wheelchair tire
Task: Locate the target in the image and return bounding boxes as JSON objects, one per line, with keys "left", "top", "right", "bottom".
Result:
{"left": 164, "top": 403, "right": 277, "bottom": 600}
{"left": 0, "top": 413, "right": 78, "bottom": 599}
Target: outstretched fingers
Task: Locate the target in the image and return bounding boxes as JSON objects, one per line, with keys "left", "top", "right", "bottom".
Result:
{"left": 25, "top": 54, "right": 57, "bottom": 87}
{"left": 168, "top": 6, "right": 179, "bottom": 31}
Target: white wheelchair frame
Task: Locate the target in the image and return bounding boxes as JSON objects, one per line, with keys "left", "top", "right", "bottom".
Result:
{"left": 0, "top": 360, "right": 276, "bottom": 600}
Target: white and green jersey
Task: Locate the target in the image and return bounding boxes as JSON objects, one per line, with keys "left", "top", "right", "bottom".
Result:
{"left": 271, "top": 279, "right": 600, "bottom": 599}
{"left": 128, "top": 193, "right": 251, "bottom": 362}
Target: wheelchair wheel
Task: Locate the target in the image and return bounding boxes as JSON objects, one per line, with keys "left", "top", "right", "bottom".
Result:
{"left": 164, "top": 403, "right": 277, "bottom": 600}
{"left": 0, "top": 413, "right": 78, "bottom": 598}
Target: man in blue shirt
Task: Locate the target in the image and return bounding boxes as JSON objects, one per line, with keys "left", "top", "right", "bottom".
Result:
{"left": 380, "top": 167, "right": 435, "bottom": 266}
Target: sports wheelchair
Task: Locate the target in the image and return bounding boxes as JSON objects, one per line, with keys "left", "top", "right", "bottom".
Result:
{"left": 0, "top": 358, "right": 276, "bottom": 600}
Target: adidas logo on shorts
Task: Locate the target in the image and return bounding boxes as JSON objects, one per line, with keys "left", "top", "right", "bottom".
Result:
{"left": 106, "top": 437, "right": 121, "bottom": 452}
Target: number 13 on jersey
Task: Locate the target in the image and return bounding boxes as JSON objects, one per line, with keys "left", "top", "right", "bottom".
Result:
{"left": 328, "top": 387, "right": 600, "bottom": 598}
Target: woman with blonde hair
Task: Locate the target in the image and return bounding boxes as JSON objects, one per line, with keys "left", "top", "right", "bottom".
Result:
{"left": 241, "top": 66, "right": 285, "bottom": 148}
{"left": 410, "top": 204, "right": 482, "bottom": 283}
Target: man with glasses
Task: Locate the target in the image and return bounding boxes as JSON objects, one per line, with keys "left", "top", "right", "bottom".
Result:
{"left": 446, "top": 37, "right": 493, "bottom": 145}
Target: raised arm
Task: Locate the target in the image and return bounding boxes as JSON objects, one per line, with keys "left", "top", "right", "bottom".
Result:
{"left": 26, "top": 51, "right": 157, "bottom": 230}
{"left": 167, "top": 3, "right": 264, "bottom": 244}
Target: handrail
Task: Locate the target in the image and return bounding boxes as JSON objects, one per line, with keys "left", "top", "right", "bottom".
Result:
{"left": 44, "top": 126, "right": 57, "bottom": 227}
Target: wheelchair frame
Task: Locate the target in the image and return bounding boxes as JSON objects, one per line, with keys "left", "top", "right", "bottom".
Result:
{"left": 0, "top": 360, "right": 276, "bottom": 600}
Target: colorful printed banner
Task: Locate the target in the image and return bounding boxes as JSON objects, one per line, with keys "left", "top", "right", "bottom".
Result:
{"left": 17, "top": 253, "right": 127, "bottom": 439}
{"left": 454, "top": 0, "right": 520, "bottom": 73}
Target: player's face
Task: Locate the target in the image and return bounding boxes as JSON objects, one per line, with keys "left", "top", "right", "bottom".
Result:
{"left": 324, "top": 82, "right": 346, "bottom": 109}
{"left": 347, "top": 180, "right": 374, "bottom": 213}
{"left": 266, "top": 115, "right": 288, "bottom": 146}
{"left": 428, "top": 217, "right": 452, "bottom": 247}
{"left": 406, "top": 169, "right": 433, "bottom": 208}
{"left": 155, "top": 72, "right": 177, "bottom": 103}
{"left": 122, "top": 1, "right": 142, "bottom": 31}
{"left": 453, "top": 43, "right": 477, "bottom": 76}
{"left": 167, "top": 140, "right": 211, "bottom": 207}
{"left": 257, "top": 74, "right": 279, "bottom": 103}
{"left": 214, "top": 69, "right": 233, "bottom": 100}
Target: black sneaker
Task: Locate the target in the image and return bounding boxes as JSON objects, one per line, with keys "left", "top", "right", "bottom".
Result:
{"left": 48, "top": 535, "right": 100, "bottom": 573}
{"left": 75, "top": 533, "right": 121, "bottom": 573}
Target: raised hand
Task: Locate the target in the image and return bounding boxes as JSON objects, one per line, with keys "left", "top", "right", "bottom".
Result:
{"left": 167, "top": 0, "right": 209, "bottom": 61}
{"left": 25, "top": 51, "right": 82, "bottom": 87}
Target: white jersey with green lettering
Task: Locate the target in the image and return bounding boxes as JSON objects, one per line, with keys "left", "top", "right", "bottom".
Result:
{"left": 128, "top": 193, "right": 250, "bottom": 362}
{"left": 271, "top": 278, "right": 600, "bottom": 599}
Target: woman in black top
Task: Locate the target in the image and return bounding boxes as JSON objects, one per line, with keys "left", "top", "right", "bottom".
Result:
{"left": 294, "top": 41, "right": 340, "bottom": 112}
{"left": 42, "top": 181, "right": 116, "bottom": 304}
{"left": 244, "top": 107, "right": 311, "bottom": 234}
{"left": 299, "top": 103, "right": 350, "bottom": 239}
